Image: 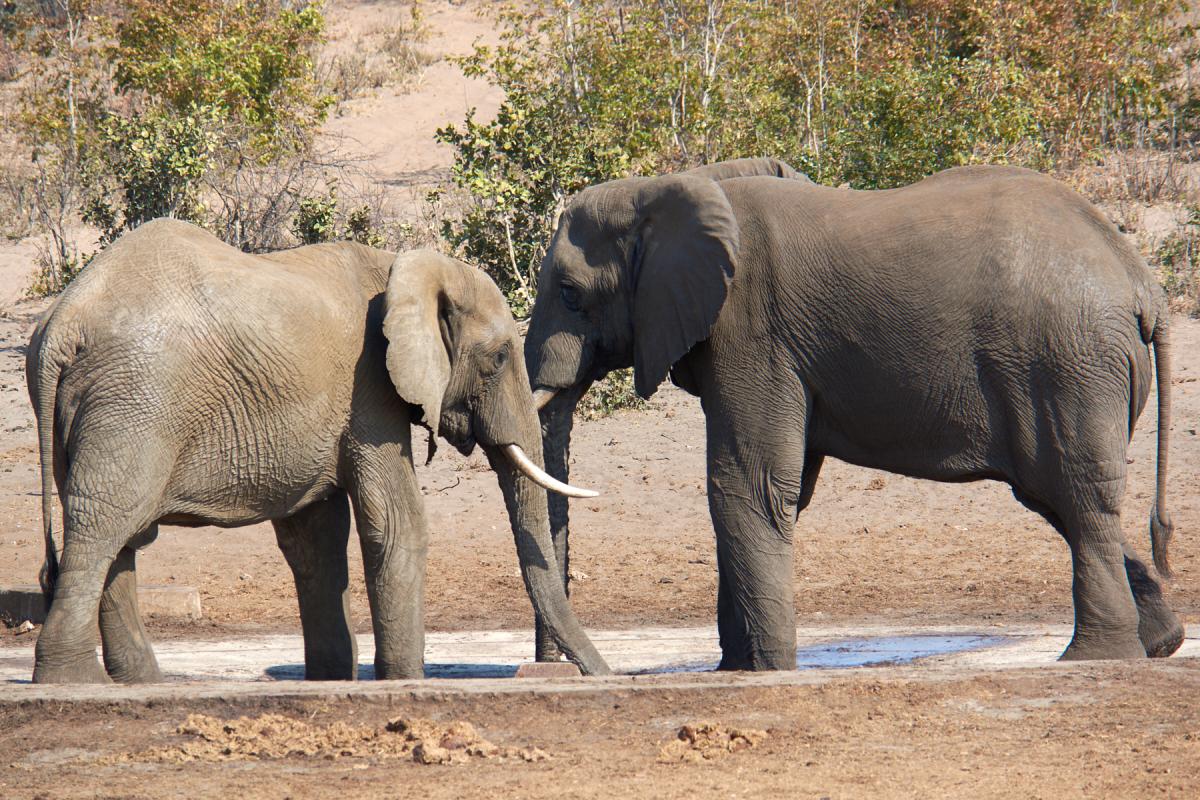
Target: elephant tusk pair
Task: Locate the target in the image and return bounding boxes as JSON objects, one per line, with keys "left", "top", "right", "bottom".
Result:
{"left": 503, "top": 443, "right": 598, "bottom": 498}
{"left": 533, "top": 387, "right": 558, "bottom": 411}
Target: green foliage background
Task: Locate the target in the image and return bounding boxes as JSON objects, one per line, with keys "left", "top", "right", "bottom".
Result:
{"left": 439, "top": 0, "right": 1192, "bottom": 309}
{"left": 10, "top": 0, "right": 378, "bottom": 292}
{"left": 4, "top": 1, "right": 1197, "bottom": 413}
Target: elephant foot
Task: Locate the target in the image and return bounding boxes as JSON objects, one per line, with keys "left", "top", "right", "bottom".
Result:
{"left": 1125, "top": 549, "right": 1184, "bottom": 658}
{"left": 717, "top": 646, "right": 793, "bottom": 671}
{"left": 33, "top": 656, "right": 112, "bottom": 684}
{"left": 716, "top": 655, "right": 750, "bottom": 672}
{"left": 106, "top": 652, "right": 164, "bottom": 684}
{"left": 1059, "top": 635, "right": 1146, "bottom": 661}
{"left": 305, "top": 659, "right": 358, "bottom": 681}
{"left": 1140, "top": 614, "right": 1185, "bottom": 659}
{"left": 374, "top": 660, "right": 424, "bottom": 681}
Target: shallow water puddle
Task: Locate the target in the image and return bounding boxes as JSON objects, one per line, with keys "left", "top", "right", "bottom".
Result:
{"left": 265, "top": 634, "right": 1014, "bottom": 679}
{"left": 0, "top": 629, "right": 1034, "bottom": 683}
{"left": 263, "top": 663, "right": 520, "bottom": 680}
{"left": 648, "top": 633, "right": 1011, "bottom": 674}
{"left": 794, "top": 634, "right": 1011, "bottom": 669}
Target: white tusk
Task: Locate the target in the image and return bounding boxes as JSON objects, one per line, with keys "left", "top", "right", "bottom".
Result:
{"left": 533, "top": 387, "right": 558, "bottom": 411}
{"left": 503, "top": 444, "right": 599, "bottom": 498}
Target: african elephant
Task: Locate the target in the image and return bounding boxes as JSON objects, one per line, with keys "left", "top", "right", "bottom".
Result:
{"left": 27, "top": 218, "right": 610, "bottom": 683}
{"left": 525, "top": 160, "right": 1183, "bottom": 670}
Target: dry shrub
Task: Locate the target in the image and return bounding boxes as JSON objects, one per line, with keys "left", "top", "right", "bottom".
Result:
{"left": 381, "top": 24, "right": 437, "bottom": 88}
{"left": 1072, "top": 144, "right": 1193, "bottom": 210}
{"left": 321, "top": 3, "right": 436, "bottom": 108}
{"left": 324, "top": 52, "right": 391, "bottom": 105}
{"left": 1154, "top": 204, "right": 1200, "bottom": 316}
{"left": 0, "top": 170, "right": 36, "bottom": 241}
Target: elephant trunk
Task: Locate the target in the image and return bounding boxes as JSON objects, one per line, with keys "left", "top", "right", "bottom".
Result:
{"left": 484, "top": 428, "right": 610, "bottom": 676}
{"left": 533, "top": 383, "right": 591, "bottom": 661}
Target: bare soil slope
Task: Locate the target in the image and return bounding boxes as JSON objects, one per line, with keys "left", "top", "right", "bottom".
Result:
{"left": 2, "top": 661, "right": 1200, "bottom": 799}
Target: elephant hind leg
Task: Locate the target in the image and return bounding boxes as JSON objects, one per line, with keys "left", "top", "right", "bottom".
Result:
{"left": 1013, "top": 485, "right": 1144, "bottom": 660}
{"left": 1058, "top": 511, "right": 1145, "bottom": 661}
{"left": 35, "top": 515, "right": 152, "bottom": 684}
{"left": 1122, "top": 544, "right": 1184, "bottom": 658}
{"left": 100, "top": 527, "right": 164, "bottom": 683}
{"left": 34, "top": 441, "right": 168, "bottom": 684}
{"left": 273, "top": 492, "right": 358, "bottom": 681}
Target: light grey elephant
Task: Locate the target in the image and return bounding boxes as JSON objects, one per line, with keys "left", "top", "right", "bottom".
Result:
{"left": 524, "top": 159, "right": 1182, "bottom": 670}
{"left": 27, "top": 218, "right": 610, "bottom": 684}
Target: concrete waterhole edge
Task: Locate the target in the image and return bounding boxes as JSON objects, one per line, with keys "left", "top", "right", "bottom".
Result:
{"left": 1, "top": 622, "right": 1197, "bottom": 705}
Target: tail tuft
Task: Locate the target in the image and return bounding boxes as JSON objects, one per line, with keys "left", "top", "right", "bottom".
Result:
{"left": 38, "top": 552, "right": 58, "bottom": 610}
{"left": 1151, "top": 507, "right": 1173, "bottom": 580}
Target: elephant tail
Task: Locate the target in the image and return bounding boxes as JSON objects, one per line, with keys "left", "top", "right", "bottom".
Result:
{"left": 1149, "top": 316, "right": 1173, "bottom": 579}
{"left": 27, "top": 325, "right": 64, "bottom": 607}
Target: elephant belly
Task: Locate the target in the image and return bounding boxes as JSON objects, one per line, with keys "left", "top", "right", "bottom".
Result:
{"left": 812, "top": 417, "right": 1002, "bottom": 484}
{"left": 159, "top": 419, "right": 344, "bottom": 527}
{"left": 156, "top": 481, "right": 338, "bottom": 528}
{"left": 806, "top": 364, "right": 1010, "bottom": 484}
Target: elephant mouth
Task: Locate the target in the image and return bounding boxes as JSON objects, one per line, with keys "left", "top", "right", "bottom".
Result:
{"left": 450, "top": 433, "right": 476, "bottom": 457}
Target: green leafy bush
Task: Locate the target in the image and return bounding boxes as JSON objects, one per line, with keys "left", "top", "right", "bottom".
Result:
{"left": 578, "top": 368, "right": 644, "bottom": 420}
{"left": 293, "top": 187, "right": 340, "bottom": 245}
{"left": 109, "top": 0, "right": 331, "bottom": 154}
{"left": 439, "top": 0, "right": 1192, "bottom": 308}
{"left": 292, "top": 183, "right": 387, "bottom": 248}
{"left": 83, "top": 104, "right": 220, "bottom": 244}
{"left": 11, "top": 0, "right": 335, "bottom": 294}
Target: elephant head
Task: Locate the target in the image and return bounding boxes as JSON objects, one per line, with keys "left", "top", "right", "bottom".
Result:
{"left": 383, "top": 250, "right": 609, "bottom": 675}
{"left": 524, "top": 172, "right": 739, "bottom": 404}
{"left": 525, "top": 157, "right": 803, "bottom": 404}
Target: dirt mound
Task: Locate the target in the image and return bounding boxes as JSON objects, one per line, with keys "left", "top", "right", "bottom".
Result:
{"left": 104, "top": 713, "right": 548, "bottom": 765}
{"left": 656, "top": 722, "right": 768, "bottom": 763}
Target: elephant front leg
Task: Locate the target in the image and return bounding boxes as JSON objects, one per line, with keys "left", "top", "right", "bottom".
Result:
{"left": 705, "top": 423, "right": 807, "bottom": 671}
{"left": 274, "top": 493, "right": 358, "bottom": 680}
{"left": 715, "top": 551, "right": 751, "bottom": 670}
{"left": 100, "top": 528, "right": 163, "bottom": 684}
{"left": 708, "top": 502, "right": 798, "bottom": 670}
{"left": 348, "top": 447, "right": 428, "bottom": 681}
{"left": 714, "top": 451, "right": 823, "bottom": 671}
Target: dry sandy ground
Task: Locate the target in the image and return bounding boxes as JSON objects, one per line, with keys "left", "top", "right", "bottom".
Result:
{"left": 2, "top": 660, "right": 1200, "bottom": 799}
{"left": 2, "top": 1, "right": 1200, "bottom": 796}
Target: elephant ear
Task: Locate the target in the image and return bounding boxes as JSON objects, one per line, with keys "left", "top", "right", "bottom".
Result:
{"left": 382, "top": 250, "right": 453, "bottom": 430}
{"left": 630, "top": 174, "right": 739, "bottom": 399}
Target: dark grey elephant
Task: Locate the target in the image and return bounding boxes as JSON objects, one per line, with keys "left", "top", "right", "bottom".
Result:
{"left": 525, "top": 159, "right": 1182, "bottom": 670}
{"left": 27, "top": 218, "right": 609, "bottom": 684}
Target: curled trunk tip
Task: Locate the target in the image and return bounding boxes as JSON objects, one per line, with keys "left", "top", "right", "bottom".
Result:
{"left": 533, "top": 387, "right": 557, "bottom": 411}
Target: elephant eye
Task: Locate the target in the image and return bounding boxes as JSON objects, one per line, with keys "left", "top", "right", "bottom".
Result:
{"left": 488, "top": 344, "right": 510, "bottom": 374}
{"left": 560, "top": 283, "right": 582, "bottom": 312}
